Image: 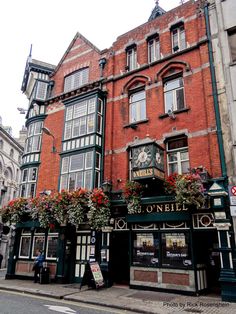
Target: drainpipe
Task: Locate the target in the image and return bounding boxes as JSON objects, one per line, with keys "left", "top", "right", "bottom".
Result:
{"left": 204, "top": 3, "right": 227, "bottom": 178}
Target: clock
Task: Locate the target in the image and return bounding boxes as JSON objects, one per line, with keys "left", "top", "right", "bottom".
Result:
{"left": 133, "top": 146, "right": 152, "bottom": 168}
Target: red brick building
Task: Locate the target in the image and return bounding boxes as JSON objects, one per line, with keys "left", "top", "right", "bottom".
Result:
{"left": 7, "top": 0, "right": 236, "bottom": 301}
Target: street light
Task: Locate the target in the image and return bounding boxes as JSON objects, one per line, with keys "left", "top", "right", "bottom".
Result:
{"left": 42, "top": 126, "right": 57, "bottom": 153}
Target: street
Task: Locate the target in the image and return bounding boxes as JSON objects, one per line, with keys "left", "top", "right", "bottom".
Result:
{"left": 0, "top": 290, "right": 133, "bottom": 314}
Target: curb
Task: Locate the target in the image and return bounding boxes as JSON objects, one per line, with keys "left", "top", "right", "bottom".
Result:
{"left": 0, "top": 285, "right": 156, "bottom": 314}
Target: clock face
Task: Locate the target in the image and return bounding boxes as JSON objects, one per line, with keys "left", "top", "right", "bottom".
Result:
{"left": 133, "top": 146, "right": 152, "bottom": 168}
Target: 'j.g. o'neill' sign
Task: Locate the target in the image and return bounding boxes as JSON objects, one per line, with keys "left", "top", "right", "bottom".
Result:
{"left": 144, "top": 203, "right": 188, "bottom": 214}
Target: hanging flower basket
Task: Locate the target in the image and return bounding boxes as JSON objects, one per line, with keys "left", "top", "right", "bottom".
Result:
{"left": 164, "top": 172, "right": 205, "bottom": 209}
{"left": 123, "top": 181, "right": 143, "bottom": 214}
{"left": 67, "top": 188, "right": 88, "bottom": 227}
{"left": 87, "top": 188, "right": 110, "bottom": 230}
{"left": 1, "top": 197, "right": 28, "bottom": 224}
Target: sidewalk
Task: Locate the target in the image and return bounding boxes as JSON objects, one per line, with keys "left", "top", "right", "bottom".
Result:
{"left": 0, "top": 269, "right": 236, "bottom": 314}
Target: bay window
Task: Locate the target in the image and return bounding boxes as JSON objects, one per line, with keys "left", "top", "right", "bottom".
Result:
{"left": 20, "top": 167, "right": 38, "bottom": 198}
{"left": 60, "top": 150, "right": 99, "bottom": 191}
{"left": 64, "top": 98, "right": 96, "bottom": 140}
{"left": 25, "top": 121, "right": 42, "bottom": 153}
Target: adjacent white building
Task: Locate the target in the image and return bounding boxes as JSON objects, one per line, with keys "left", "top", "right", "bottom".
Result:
{"left": 208, "top": 0, "right": 236, "bottom": 241}
{"left": 0, "top": 117, "right": 25, "bottom": 268}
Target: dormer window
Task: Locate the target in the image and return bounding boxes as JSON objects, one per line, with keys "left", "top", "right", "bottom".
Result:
{"left": 171, "top": 24, "right": 186, "bottom": 53}
{"left": 126, "top": 45, "right": 137, "bottom": 71}
{"left": 147, "top": 35, "right": 160, "bottom": 63}
{"left": 64, "top": 68, "right": 89, "bottom": 92}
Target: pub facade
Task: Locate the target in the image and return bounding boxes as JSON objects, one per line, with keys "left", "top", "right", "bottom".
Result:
{"left": 4, "top": 0, "right": 236, "bottom": 302}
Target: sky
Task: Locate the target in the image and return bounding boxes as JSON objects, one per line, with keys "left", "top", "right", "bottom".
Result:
{"left": 0, "top": 0, "right": 182, "bottom": 137}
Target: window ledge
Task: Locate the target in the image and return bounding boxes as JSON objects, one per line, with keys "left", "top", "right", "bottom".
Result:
{"left": 158, "top": 107, "right": 190, "bottom": 119}
{"left": 123, "top": 119, "right": 149, "bottom": 129}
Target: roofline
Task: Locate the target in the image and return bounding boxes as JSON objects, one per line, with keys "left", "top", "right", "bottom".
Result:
{"left": 52, "top": 32, "right": 102, "bottom": 76}
{"left": 0, "top": 126, "right": 24, "bottom": 151}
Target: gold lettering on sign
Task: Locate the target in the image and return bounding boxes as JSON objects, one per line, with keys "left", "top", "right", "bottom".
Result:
{"left": 144, "top": 203, "right": 189, "bottom": 213}
{"left": 133, "top": 168, "right": 153, "bottom": 178}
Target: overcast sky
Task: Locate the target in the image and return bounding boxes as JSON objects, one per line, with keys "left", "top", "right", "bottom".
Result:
{"left": 0, "top": 0, "right": 181, "bottom": 137}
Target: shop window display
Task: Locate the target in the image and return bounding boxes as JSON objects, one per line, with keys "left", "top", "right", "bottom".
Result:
{"left": 133, "top": 233, "right": 159, "bottom": 266}
{"left": 161, "top": 232, "right": 191, "bottom": 268}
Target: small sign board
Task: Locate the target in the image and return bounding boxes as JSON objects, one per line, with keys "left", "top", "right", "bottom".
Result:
{"left": 80, "top": 262, "right": 104, "bottom": 289}
{"left": 230, "top": 206, "right": 236, "bottom": 217}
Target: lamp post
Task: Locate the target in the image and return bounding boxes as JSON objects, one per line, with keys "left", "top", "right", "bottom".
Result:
{"left": 42, "top": 126, "right": 57, "bottom": 153}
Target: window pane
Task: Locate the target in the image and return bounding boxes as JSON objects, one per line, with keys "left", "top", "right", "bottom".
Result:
{"left": 64, "top": 121, "right": 72, "bottom": 140}
{"left": 181, "top": 160, "right": 190, "bottom": 174}
{"left": 72, "top": 119, "right": 80, "bottom": 137}
{"left": 32, "top": 136, "right": 40, "bottom": 151}
{"left": 19, "top": 236, "right": 31, "bottom": 257}
{"left": 32, "top": 236, "right": 45, "bottom": 257}
{"left": 74, "top": 101, "right": 87, "bottom": 118}
{"left": 168, "top": 152, "right": 177, "bottom": 162}
{"left": 176, "top": 88, "right": 184, "bottom": 110}
{"left": 85, "top": 151, "right": 93, "bottom": 169}
{"left": 69, "top": 173, "right": 76, "bottom": 191}
{"left": 20, "top": 184, "right": 26, "bottom": 197}
{"left": 34, "top": 122, "right": 42, "bottom": 134}
{"left": 168, "top": 163, "right": 178, "bottom": 174}
{"left": 133, "top": 233, "right": 159, "bottom": 267}
{"left": 165, "top": 91, "right": 173, "bottom": 112}
{"left": 95, "top": 152, "right": 100, "bottom": 169}
{"left": 60, "top": 174, "right": 68, "bottom": 190}
{"left": 47, "top": 236, "right": 58, "bottom": 259}
{"left": 161, "top": 233, "right": 191, "bottom": 268}
{"left": 36, "top": 81, "right": 47, "bottom": 100}
{"left": 70, "top": 154, "right": 84, "bottom": 171}
{"left": 29, "top": 183, "right": 36, "bottom": 198}
{"left": 22, "top": 169, "right": 28, "bottom": 182}
{"left": 61, "top": 157, "right": 69, "bottom": 173}
{"left": 180, "top": 29, "right": 186, "bottom": 50}
{"left": 88, "top": 98, "right": 96, "bottom": 113}
{"left": 87, "top": 114, "right": 95, "bottom": 133}
{"left": 66, "top": 106, "right": 73, "bottom": 121}
{"left": 79, "top": 117, "right": 86, "bottom": 135}
{"left": 164, "top": 79, "right": 180, "bottom": 91}
{"left": 180, "top": 150, "right": 189, "bottom": 160}
{"left": 131, "top": 90, "right": 145, "bottom": 102}
{"left": 84, "top": 170, "right": 92, "bottom": 189}
{"left": 97, "top": 115, "right": 102, "bottom": 134}
{"left": 76, "top": 172, "right": 83, "bottom": 188}
{"left": 168, "top": 137, "right": 188, "bottom": 150}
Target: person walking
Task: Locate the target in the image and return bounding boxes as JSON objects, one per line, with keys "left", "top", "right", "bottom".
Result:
{"left": 33, "top": 250, "right": 44, "bottom": 283}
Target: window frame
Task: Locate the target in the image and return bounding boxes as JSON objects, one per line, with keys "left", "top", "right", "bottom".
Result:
{"left": 19, "top": 231, "right": 31, "bottom": 258}
{"left": 31, "top": 233, "right": 45, "bottom": 258}
{"left": 163, "top": 76, "right": 185, "bottom": 113}
{"left": 171, "top": 24, "right": 186, "bottom": 53}
{"left": 126, "top": 46, "right": 137, "bottom": 71}
{"left": 166, "top": 137, "right": 189, "bottom": 175}
{"left": 64, "top": 67, "right": 89, "bottom": 93}
{"left": 148, "top": 35, "right": 160, "bottom": 63}
{"left": 129, "top": 89, "right": 146, "bottom": 124}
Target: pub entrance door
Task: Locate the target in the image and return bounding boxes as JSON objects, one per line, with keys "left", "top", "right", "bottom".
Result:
{"left": 74, "top": 231, "right": 91, "bottom": 283}
{"left": 111, "top": 231, "right": 130, "bottom": 285}
{"left": 194, "top": 230, "right": 221, "bottom": 294}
